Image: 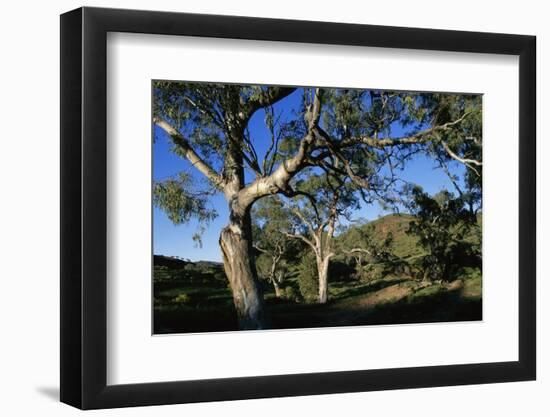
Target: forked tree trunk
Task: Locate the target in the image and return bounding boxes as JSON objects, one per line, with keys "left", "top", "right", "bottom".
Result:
{"left": 317, "top": 257, "right": 330, "bottom": 304}
{"left": 219, "top": 209, "right": 267, "bottom": 330}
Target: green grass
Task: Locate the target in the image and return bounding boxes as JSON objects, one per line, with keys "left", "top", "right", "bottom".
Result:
{"left": 462, "top": 274, "right": 482, "bottom": 301}
{"left": 154, "top": 272, "right": 482, "bottom": 334}
{"left": 153, "top": 213, "right": 482, "bottom": 333}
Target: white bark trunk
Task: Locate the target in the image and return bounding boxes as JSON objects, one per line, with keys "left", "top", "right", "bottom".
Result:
{"left": 317, "top": 257, "right": 330, "bottom": 304}
{"left": 219, "top": 207, "right": 266, "bottom": 329}
{"left": 273, "top": 280, "right": 283, "bottom": 298}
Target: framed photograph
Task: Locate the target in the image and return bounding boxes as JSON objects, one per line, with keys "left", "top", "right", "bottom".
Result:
{"left": 60, "top": 6, "right": 536, "bottom": 409}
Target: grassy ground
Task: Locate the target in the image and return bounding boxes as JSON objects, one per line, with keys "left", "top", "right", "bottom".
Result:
{"left": 154, "top": 273, "right": 482, "bottom": 334}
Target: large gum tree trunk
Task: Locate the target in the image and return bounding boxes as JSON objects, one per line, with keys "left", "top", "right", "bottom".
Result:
{"left": 219, "top": 209, "right": 267, "bottom": 330}
{"left": 317, "top": 257, "right": 330, "bottom": 304}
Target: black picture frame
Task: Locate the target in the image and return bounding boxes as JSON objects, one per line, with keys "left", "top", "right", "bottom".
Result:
{"left": 60, "top": 6, "right": 536, "bottom": 410}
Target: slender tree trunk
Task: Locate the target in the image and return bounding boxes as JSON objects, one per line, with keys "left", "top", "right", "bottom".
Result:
{"left": 317, "top": 257, "right": 330, "bottom": 304}
{"left": 273, "top": 280, "right": 283, "bottom": 298}
{"left": 219, "top": 208, "right": 267, "bottom": 330}
{"left": 270, "top": 257, "right": 285, "bottom": 297}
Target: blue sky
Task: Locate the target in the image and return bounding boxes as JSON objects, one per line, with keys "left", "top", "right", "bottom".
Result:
{"left": 153, "top": 89, "right": 465, "bottom": 262}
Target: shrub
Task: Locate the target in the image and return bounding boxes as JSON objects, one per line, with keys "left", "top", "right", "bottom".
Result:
{"left": 406, "top": 187, "right": 481, "bottom": 282}
{"left": 172, "top": 293, "right": 191, "bottom": 304}
{"left": 328, "top": 259, "right": 355, "bottom": 282}
{"left": 153, "top": 266, "right": 172, "bottom": 281}
{"left": 283, "top": 285, "right": 300, "bottom": 302}
{"left": 459, "top": 267, "right": 482, "bottom": 281}
{"left": 355, "top": 263, "right": 385, "bottom": 282}
{"left": 296, "top": 253, "right": 319, "bottom": 302}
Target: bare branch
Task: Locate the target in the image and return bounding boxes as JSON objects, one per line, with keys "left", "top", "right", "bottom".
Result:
{"left": 240, "top": 87, "right": 297, "bottom": 122}
{"left": 236, "top": 89, "right": 324, "bottom": 208}
{"left": 343, "top": 248, "right": 372, "bottom": 256}
{"left": 440, "top": 140, "right": 482, "bottom": 167}
{"left": 435, "top": 154, "right": 464, "bottom": 197}
{"left": 239, "top": 127, "right": 263, "bottom": 177}
{"left": 290, "top": 207, "right": 316, "bottom": 236}
{"left": 342, "top": 110, "right": 476, "bottom": 149}
{"left": 282, "top": 231, "right": 316, "bottom": 251}
{"left": 154, "top": 117, "right": 225, "bottom": 188}
{"left": 280, "top": 188, "right": 321, "bottom": 224}
{"left": 253, "top": 244, "right": 269, "bottom": 254}
{"left": 262, "top": 106, "right": 284, "bottom": 176}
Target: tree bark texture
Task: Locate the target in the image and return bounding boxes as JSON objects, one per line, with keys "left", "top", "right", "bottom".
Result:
{"left": 219, "top": 207, "right": 267, "bottom": 330}
{"left": 317, "top": 257, "right": 330, "bottom": 304}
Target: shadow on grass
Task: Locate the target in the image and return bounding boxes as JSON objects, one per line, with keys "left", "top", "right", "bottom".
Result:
{"left": 331, "top": 277, "right": 409, "bottom": 300}
{"left": 154, "top": 278, "right": 481, "bottom": 334}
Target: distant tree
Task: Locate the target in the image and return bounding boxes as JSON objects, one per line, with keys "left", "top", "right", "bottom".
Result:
{"left": 295, "top": 252, "right": 319, "bottom": 301}
{"left": 406, "top": 187, "right": 481, "bottom": 282}
{"left": 153, "top": 83, "right": 481, "bottom": 328}
{"left": 252, "top": 197, "right": 298, "bottom": 297}
{"left": 282, "top": 172, "right": 357, "bottom": 303}
{"left": 422, "top": 93, "right": 482, "bottom": 217}
{"left": 341, "top": 225, "right": 406, "bottom": 281}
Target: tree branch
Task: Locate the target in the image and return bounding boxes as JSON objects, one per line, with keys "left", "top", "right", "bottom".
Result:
{"left": 343, "top": 248, "right": 372, "bottom": 256}
{"left": 282, "top": 231, "right": 316, "bottom": 251}
{"left": 154, "top": 117, "right": 225, "bottom": 188}
{"left": 440, "top": 140, "right": 482, "bottom": 167}
{"left": 240, "top": 87, "right": 297, "bottom": 122}
{"left": 281, "top": 188, "right": 321, "bottom": 224}
{"left": 290, "top": 206, "right": 316, "bottom": 236}
{"left": 341, "top": 110, "right": 476, "bottom": 149}
{"left": 435, "top": 154, "right": 464, "bottom": 197}
{"left": 253, "top": 244, "right": 269, "bottom": 255}
{"left": 236, "top": 88, "right": 323, "bottom": 208}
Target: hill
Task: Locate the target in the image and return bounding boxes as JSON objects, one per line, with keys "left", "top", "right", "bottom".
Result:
{"left": 154, "top": 255, "right": 223, "bottom": 270}
{"left": 153, "top": 255, "right": 224, "bottom": 283}
{"left": 153, "top": 213, "right": 481, "bottom": 334}
{"left": 154, "top": 255, "right": 189, "bottom": 269}
{"left": 337, "top": 213, "right": 423, "bottom": 260}
{"left": 154, "top": 214, "right": 424, "bottom": 276}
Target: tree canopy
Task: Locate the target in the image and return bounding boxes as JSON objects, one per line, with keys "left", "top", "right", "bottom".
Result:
{"left": 152, "top": 81, "right": 482, "bottom": 328}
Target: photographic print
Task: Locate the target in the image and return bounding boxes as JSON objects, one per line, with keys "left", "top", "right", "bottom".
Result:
{"left": 152, "top": 82, "right": 482, "bottom": 334}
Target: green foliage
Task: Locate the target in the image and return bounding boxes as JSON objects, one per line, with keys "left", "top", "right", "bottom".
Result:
{"left": 153, "top": 81, "right": 303, "bottom": 175}
{"left": 406, "top": 187, "right": 481, "bottom": 281}
{"left": 409, "top": 284, "right": 445, "bottom": 302}
{"left": 282, "top": 285, "right": 300, "bottom": 301}
{"left": 338, "top": 219, "right": 409, "bottom": 282}
{"left": 338, "top": 214, "right": 421, "bottom": 259}
{"left": 154, "top": 242, "right": 482, "bottom": 334}
{"left": 153, "top": 256, "right": 227, "bottom": 285}
{"left": 153, "top": 173, "right": 217, "bottom": 245}
{"left": 173, "top": 293, "right": 191, "bottom": 304}
{"left": 152, "top": 82, "right": 484, "bottom": 322}
{"left": 253, "top": 196, "right": 300, "bottom": 286}
{"left": 460, "top": 267, "right": 482, "bottom": 281}
{"left": 153, "top": 266, "right": 176, "bottom": 283}
{"left": 296, "top": 253, "right": 319, "bottom": 302}
{"left": 419, "top": 94, "right": 483, "bottom": 217}
{"left": 461, "top": 271, "right": 482, "bottom": 301}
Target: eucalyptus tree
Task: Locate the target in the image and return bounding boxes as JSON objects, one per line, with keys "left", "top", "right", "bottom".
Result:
{"left": 340, "top": 224, "right": 401, "bottom": 281}
{"left": 153, "top": 82, "right": 481, "bottom": 329}
{"left": 282, "top": 172, "right": 357, "bottom": 304}
{"left": 421, "top": 93, "right": 482, "bottom": 219}
{"left": 405, "top": 187, "right": 481, "bottom": 282}
{"left": 252, "top": 197, "right": 297, "bottom": 297}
